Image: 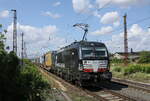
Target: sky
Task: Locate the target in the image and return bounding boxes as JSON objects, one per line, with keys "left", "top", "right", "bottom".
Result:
{"left": 0, "top": 0, "right": 150, "bottom": 58}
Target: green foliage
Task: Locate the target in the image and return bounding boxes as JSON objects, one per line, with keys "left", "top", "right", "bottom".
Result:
{"left": 138, "top": 51, "right": 150, "bottom": 63}
{"left": 0, "top": 49, "right": 50, "bottom": 101}
{"left": 111, "top": 58, "right": 124, "bottom": 64}
{"left": 0, "top": 24, "right": 6, "bottom": 50}
{"left": 0, "top": 24, "right": 2, "bottom": 28}
{"left": 0, "top": 50, "right": 21, "bottom": 101}
{"left": 128, "top": 72, "right": 150, "bottom": 82}
{"left": 0, "top": 34, "right": 6, "bottom": 50}
{"left": 112, "top": 66, "right": 122, "bottom": 72}
{"left": 18, "top": 59, "right": 50, "bottom": 101}
{"left": 124, "top": 64, "right": 150, "bottom": 75}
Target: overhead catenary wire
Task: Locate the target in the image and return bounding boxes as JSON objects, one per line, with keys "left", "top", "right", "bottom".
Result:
{"left": 97, "top": 0, "right": 112, "bottom": 12}
{"left": 107, "top": 16, "right": 150, "bottom": 34}
{"left": 60, "top": 0, "right": 112, "bottom": 44}
{"left": 79, "top": 0, "right": 112, "bottom": 23}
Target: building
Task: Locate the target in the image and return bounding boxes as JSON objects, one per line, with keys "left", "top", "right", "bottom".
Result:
{"left": 113, "top": 52, "right": 140, "bottom": 61}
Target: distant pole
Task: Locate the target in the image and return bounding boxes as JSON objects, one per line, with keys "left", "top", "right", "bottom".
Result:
{"left": 21, "top": 32, "right": 24, "bottom": 66}
{"left": 11, "top": 9, "right": 17, "bottom": 54}
{"left": 123, "top": 14, "right": 128, "bottom": 66}
{"left": 24, "top": 42, "right": 27, "bottom": 58}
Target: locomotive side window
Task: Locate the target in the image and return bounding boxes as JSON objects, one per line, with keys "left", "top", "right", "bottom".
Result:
{"left": 70, "top": 48, "right": 79, "bottom": 68}
{"left": 57, "top": 52, "right": 64, "bottom": 63}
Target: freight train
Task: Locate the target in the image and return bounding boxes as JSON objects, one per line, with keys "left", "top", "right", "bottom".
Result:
{"left": 33, "top": 41, "right": 112, "bottom": 86}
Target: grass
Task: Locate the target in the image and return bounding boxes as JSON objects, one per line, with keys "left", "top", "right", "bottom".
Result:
{"left": 39, "top": 68, "right": 96, "bottom": 101}
{"left": 111, "top": 63, "right": 150, "bottom": 83}
{"left": 124, "top": 64, "right": 150, "bottom": 75}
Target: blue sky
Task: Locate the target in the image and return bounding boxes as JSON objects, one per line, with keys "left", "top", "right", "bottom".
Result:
{"left": 0, "top": 0, "right": 150, "bottom": 57}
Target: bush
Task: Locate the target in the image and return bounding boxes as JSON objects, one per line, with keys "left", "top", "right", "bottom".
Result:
{"left": 0, "top": 50, "right": 50, "bottom": 101}
{"left": 19, "top": 59, "right": 50, "bottom": 101}
{"left": 138, "top": 51, "right": 150, "bottom": 63}
{"left": 123, "top": 64, "right": 150, "bottom": 75}
{"left": 0, "top": 51, "right": 21, "bottom": 101}
{"left": 111, "top": 58, "right": 124, "bottom": 64}
{"left": 113, "top": 67, "right": 122, "bottom": 72}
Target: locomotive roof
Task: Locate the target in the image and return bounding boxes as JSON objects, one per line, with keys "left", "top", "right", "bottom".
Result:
{"left": 58, "top": 41, "right": 106, "bottom": 52}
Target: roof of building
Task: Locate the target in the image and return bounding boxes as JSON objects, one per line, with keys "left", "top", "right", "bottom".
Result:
{"left": 114, "top": 52, "right": 140, "bottom": 56}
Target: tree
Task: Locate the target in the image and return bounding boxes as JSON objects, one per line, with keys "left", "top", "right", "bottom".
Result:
{"left": 0, "top": 24, "right": 6, "bottom": 50}
{"left": 0, "top": 24, "right": 2, "bottom": 28}
{"left": 0, "top": 24, "right": 49, "bottom": 101}
{"left": 138, "top": 51, "right": 150, "bottom": 63}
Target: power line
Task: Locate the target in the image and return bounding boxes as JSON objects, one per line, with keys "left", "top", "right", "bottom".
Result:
{"left": 97, "top": 0, "right": 112, "bottom": 12}
{"left": 107, "top": 16, "right": 150, "bottom": 34}
{"left": 78, "top": 0, "right": 112, "bottom": 23}
{"left": 128, "top": 16, "right": 150, "bottom": 26}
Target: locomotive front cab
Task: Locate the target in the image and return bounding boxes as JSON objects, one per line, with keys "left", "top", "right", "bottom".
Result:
{"left": 78, "top": 42, "right": 112, "bottom": 81}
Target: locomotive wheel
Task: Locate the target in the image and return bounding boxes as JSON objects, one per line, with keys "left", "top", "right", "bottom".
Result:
{"left": 60, "top": 72, "right": 63, "bottom": 78}
{"left": 75, "top": 80, "right": 82, "bottom": 87}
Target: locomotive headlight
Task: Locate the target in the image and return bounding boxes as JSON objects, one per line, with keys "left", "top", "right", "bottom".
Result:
{"left": 79, "top": 64, "right": 83, "bottom": 71}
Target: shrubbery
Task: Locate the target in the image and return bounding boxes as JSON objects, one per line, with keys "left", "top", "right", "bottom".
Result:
{"left": 0, "top": 50, "right": 50, "bottom": 101}
{"left": 111, "top": 58, "right": 124, "bottom": 64}
{"left": 138, "top": 51, "right": 150, "bottom": 63}
{"left": 18, "top": 59, "right": 50, "bottom": 101}
{"left": 124, "top": 64, "right": 150, "bottom": 75}
{"left": 0, "top": 50, "right": 21, "bottom": 101}
{"left": 112, "top": 66, "right": 122, "bottom": 72}
{"left": 112, "top": 64, "right": 150, "bottom": 75}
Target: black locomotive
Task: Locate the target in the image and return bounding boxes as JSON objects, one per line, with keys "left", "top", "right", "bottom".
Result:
{"left": 51, "top": 41, "right": 112, "bottom": 86}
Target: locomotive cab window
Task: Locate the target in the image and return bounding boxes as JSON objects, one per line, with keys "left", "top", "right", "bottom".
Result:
{"left": 81, "top": 47, "right": 107, "bottom": 58}
{"left": 95, "top": 48, "right": 107, "bottom": 57}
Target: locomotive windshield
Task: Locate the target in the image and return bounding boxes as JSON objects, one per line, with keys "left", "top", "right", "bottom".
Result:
{"left": 81, "top": 47, "right": 107, "bottom": 58}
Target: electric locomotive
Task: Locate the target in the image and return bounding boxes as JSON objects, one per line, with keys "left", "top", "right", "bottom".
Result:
{"left": 52, "top": 41, "right": 112, "bottom": 86}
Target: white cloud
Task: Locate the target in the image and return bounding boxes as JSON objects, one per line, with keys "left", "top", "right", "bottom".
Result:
{"left": 5, "top": 23, "right": 66, "bottom": 58}
{"left": 91, "top": 26, "right": 113, "bottom": 35}
{"left": 96, "top": 0, "right": 150, "bottom": 8}
{"left": 43, "top": 11, "right": 61, "bottom": 19}
{"left": 93, "top": 11, "right": 101, "bottom": 18}
{"left": 53, "top": 1, "right": 61, "bottom": 7}
{"left": 0, "top": 10, "right": 9, "bottom": 18}
{"left": 105, "top": 24, "right": 150, "bottom": 53}
{"left": 72, "top": 0, "right": 92, "bottom": 13}
{"left": 101, "top": 11, "right": 120, "bottom": 26}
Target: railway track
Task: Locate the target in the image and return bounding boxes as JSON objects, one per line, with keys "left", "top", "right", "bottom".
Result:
{"left": 83, "top": 87, "right": 135, "bottom": 101}
{"left": 112, "top": 77, "right": 150, "bottom": 93}
{"left": 39, "top": 65, "right": 140, "bottom": 101}
{"left": 100, "top": 79, "right": 150, "bottom": 101}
